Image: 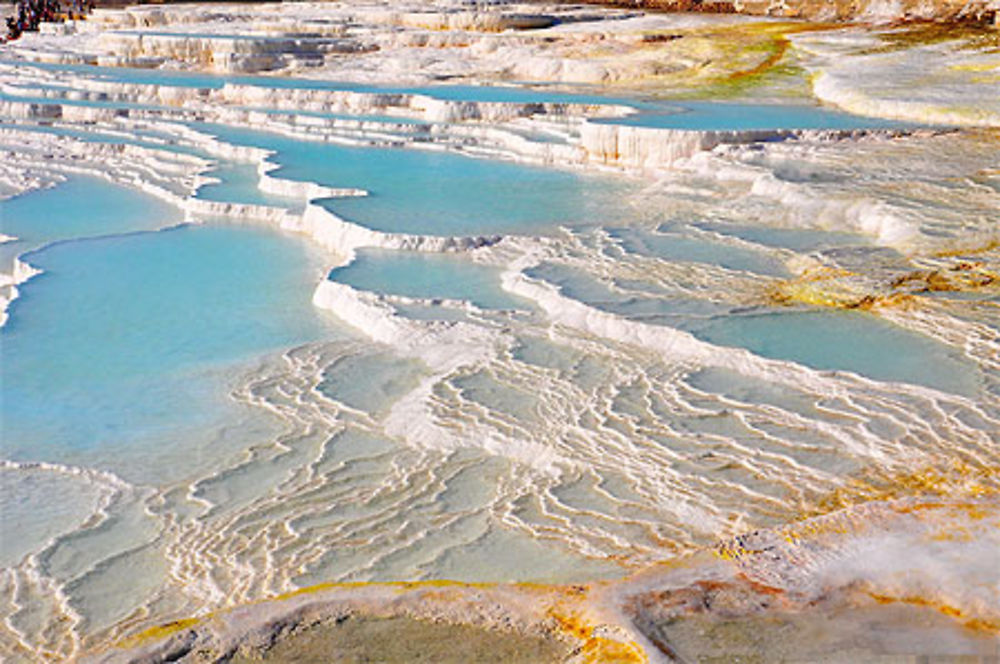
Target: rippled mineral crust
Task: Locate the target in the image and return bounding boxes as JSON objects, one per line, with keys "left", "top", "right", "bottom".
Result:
{"left": 3, "top": 0, "right": 999, "bottom": 662}
{"left": 560, "top": 0, "right": 1000, "bottom": 23}
{"left": 86, "top": 497, "right": 1000, "bottom": 663}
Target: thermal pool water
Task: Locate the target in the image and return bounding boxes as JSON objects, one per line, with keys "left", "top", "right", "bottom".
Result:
{"left": 1, "top": 3, "right": 998, "bottom": 662}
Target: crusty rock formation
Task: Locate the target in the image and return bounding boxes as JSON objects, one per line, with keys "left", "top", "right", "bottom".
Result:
{"left": 555, "top": 0, "right": 999, "bottom": 23}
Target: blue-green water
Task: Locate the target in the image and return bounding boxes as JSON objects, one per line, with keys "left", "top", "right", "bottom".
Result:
{"left": 194, "top": 123, "right": 626, "bottom": 235}
{"left": 693, "top": 222, "right": 872, "bottom": 252}
{"left": 197, "top": 163, "right": 303, "bottom": 208}
{"left": 0, "top": 91, "right": 174, "bottom": 113}
{"left": 0, "top": 103, "right": 969, "bottom": 473}
{"left": 3, "top": 60, "right": 923, "bottom": 130}
{"left": 0, "top": 175, "right": 181, "bottom": 244}
{"left": 1, "top": 49, "right": 995, "bottom": 662}
{"left": 1, "top": 182, "right": 334, "bottom": 465}
{"left": 1, "top": 59, "right": 638, "bottom": 105}
{"left": 0, "top": 121, "right": 209, "bottom": 156}
{"left": 525, "top": 259, "right": 976, "bottom": 394}
{"left": 690, "top": 309, "right": 977, "bottom": 395}
{"left": 329, "top": 249, "right": 525, "bottom": 310}
{"left": 599, "top": 101, "right": 919, "bottom": 130}
{"left": 0, "top": 175, "right": 183, "bottom": 272}
{"left": 609, "top": 226, "right": 790, "bottom": 277}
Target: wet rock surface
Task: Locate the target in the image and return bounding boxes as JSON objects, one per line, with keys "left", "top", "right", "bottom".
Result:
{"left": 225, "top": 614, "right": 569, "bottom": 664}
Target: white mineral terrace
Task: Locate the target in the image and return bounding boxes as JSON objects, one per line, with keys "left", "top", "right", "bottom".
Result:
{"left": 1, "top": 2, "right": 998, "bottom": 663}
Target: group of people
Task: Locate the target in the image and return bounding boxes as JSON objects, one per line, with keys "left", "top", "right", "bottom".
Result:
{"left": 4, "top": 0, "right": 92, "bottom": 42}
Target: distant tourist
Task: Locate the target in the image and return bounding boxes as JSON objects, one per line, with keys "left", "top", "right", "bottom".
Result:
{"left": 4, "top": 0, "right": 86, "bottom": 43}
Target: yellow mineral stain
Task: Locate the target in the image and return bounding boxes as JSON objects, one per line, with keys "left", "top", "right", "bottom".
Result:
{"left": 864, "top": 23, "right": 1000, "bottom": 54}
{"left": 771, "top": 254, "right": 999, "bottom": 313}
{"left": 109, "top": 578, "right": 542, "bottom": 656}
{"left": 805, "top": 463, "right": 999, "bottom": 519}
{"left": 548, "top": 608, "right": 648, "bottom": 664}
{"left": 581, "top": 635, "right": 649, "bottom": 663}
{"left": 725, "top": 33, "right": 789, "bottom": 82}
{"left": 582, "top": 21, "right": 834, "bottom": 94}
{"left": 892, "top": 263, "right": 998, "bottom": 293}
{"left": 115, "top": 617, "right": 202, "bottom": 649}
{"left": 933, "top": 238, "right": 999, "bottom": 259}
{"left": 714, "top": 542, "right": 755, "bottom": 562}
{"left": 949, "top": 62, "right": 1000, "bottom": 73}
{"left": 685, "top": 21, "right": 838, "bottom": 95}
{"left": 270, "top": 578, "right": 498, "bottom": 604}
{"left": 867, "top": 592, "right": 1000, "bottom": 635}
{"left": 768, "top": 266, "right": 916, "bottom": 311}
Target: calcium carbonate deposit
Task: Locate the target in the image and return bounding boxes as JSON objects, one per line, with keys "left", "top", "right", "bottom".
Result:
{"left": 1, "top": 2, "right": 998, "bottom": 662}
